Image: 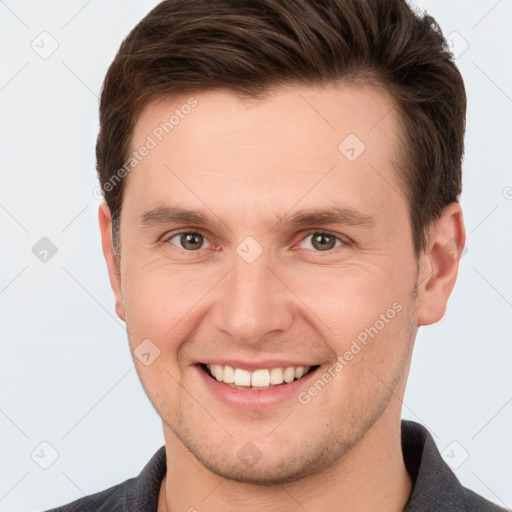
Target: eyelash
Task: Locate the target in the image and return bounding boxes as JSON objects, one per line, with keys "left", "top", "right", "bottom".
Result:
{"left": 161, "top": 229, "right": 348, "bottom": 254}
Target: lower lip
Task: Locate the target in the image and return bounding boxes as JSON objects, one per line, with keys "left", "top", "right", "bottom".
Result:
{"left": 196, "top": 364, "right": 322, "bottom": 411}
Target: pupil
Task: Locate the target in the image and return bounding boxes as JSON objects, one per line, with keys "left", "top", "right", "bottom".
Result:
{"left": 313, "top": 233, "right": 334, "bottom": 251}
{"left": 182, "top": 233, "right": 202, "bottom": 250}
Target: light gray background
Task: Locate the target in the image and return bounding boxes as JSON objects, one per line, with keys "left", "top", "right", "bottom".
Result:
{"left": 0, "top": 1, "right": 511, "bottom": 510}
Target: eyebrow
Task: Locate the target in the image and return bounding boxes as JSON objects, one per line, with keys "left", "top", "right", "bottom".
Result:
{"left": 277, "top": 207, "right": 376, "bottom": 230}
{"left": 138, "top": 205, "right": 376, "bottom": 231}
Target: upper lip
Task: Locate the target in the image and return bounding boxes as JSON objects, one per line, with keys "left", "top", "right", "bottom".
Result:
{"left": 199, "top": 359, "right": 321, "bottom": 371}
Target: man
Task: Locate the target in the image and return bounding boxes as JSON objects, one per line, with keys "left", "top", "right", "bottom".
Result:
{"left": 45, "top": 0, "right": 507, "bottom": 510}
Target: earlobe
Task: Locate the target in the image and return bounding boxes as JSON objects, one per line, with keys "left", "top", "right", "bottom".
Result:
{"left": 416, "top": 202, "right": 466, "bottom": 326}
{"left": 98, "top": 202, "right": 126, "bottom": 322}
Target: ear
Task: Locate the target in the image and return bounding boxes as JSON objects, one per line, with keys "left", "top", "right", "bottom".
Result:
{"left": 417, "top": 202, "right": 466, "bottom": 326}
{"left": 98, "top": 202, "right": 126, "bottom": 322}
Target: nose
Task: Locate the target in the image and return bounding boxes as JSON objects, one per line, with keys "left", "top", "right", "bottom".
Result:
{"left": 212, "top": 242, "right": 294, "bottom": 345}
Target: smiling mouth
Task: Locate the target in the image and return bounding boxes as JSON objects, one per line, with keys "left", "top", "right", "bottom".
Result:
{"left": 199, "top": 363, "right": 320, "bottom": 390}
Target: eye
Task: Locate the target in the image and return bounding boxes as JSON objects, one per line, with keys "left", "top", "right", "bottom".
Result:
{"left": 164, "top": 230, "right": 212, "bottom": 251}
{"left": 162, "top": 229, "right": 347, "bottom": 253}
{"left": 297, "top": 231, "right": 346, "bottom": 252}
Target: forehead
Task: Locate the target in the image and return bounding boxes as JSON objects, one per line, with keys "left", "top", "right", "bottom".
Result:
{"left": 133, "top": 83, "right": 400, "bottom": 161}
{"left": 124, "top": 83, "right": 405, "bottom": 227}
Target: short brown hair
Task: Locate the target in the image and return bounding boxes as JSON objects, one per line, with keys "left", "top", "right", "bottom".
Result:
{"left": 96, "top": 0, "right": 466, "bottom": 259}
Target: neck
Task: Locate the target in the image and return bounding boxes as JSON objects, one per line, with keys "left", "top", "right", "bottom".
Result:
{"left": 159, "top": 413, "right": 412, "bottom": 512}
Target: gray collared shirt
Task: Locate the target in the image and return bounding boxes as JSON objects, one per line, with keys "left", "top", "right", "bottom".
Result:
{"left": 44, "top": 420, "right": 508, "bottom": 511}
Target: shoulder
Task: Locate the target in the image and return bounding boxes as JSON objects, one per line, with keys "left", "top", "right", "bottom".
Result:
{"left": 401, "top": 420, "right": 509, "bottom": 512}
{"left": 41, "top": 446, "right": 167, "bottom": 512}
{"left": 462, "top": 487, "right": 510, "bottom": 512}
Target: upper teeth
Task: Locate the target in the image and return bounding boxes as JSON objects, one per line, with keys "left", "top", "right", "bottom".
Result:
{"left": 206, "top": 364, "right": 310, "bottom": 388}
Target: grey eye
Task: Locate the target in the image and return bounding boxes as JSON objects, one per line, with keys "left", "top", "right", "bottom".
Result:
{"left": 167, "top": 232, "right": 209, "bottom": 251}
{"left": 300, "top": 232, "right": 343, "bottom": 252}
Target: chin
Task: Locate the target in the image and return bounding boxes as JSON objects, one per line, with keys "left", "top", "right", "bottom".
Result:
{"left": 173, "top": 422, "right": 360, "bottom": 486}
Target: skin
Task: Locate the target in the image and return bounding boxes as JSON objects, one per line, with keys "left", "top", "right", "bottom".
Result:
{"left": 98, "top": 83, "right": 465, "bottom": 512}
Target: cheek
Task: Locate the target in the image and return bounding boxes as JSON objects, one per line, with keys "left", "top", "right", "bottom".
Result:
{"left": 121, "top": 261, "right": 216, "bottom": 345}
{"left": 320, "top": 302, "right": 414, "bottom": 415}
{"left": 280, "top": 260, "right": 415, "bottom": 380}
{"left": 121, "top": 265, "right": 197, "bottom": 406}
{"left": 285, "top": 259, "right": 409, "bottom": 329}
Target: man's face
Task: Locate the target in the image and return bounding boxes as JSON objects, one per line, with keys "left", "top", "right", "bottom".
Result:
{"left": 107, "top": 84, "right": 424, "bottom": 483}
